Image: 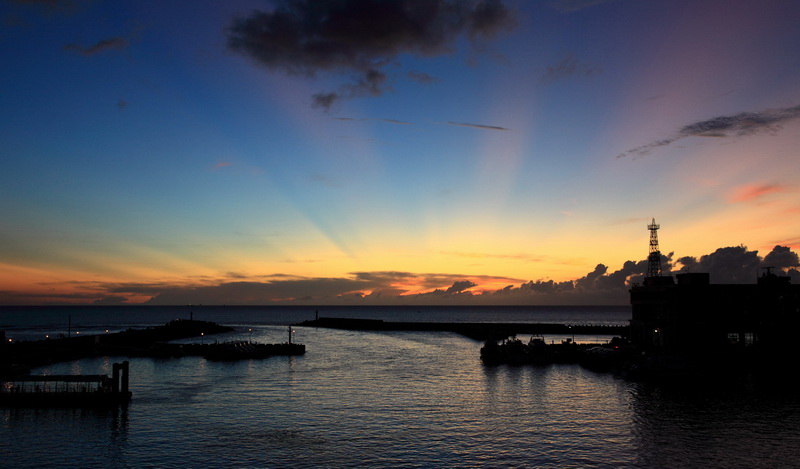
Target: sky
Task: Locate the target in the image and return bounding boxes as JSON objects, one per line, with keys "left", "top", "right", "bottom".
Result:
{"left": 2, "top": 0, "right": 800, "bottom": 306}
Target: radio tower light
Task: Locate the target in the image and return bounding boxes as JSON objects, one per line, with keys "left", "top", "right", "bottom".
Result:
{"left": 647, "top": 218, "right": 662, "bottom": 278}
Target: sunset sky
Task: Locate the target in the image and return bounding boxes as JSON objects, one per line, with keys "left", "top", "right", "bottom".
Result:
{"left": 2, "top": 0, "right": 800, "bottom": 305}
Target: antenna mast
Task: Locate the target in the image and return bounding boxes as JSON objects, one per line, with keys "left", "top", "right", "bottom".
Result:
{"left": 647, "top": 218, "right": 662, "bottom": 278}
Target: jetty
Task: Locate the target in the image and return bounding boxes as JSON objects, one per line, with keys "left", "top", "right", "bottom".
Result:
{"left": 298, "top": 317, "right": 627, "bottom": 341}
{"left": 0, "top": 361, "right": 131, "bottom": 407}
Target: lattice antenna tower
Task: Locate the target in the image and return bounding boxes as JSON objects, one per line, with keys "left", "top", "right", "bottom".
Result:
{"left": 647, "top": 218, "right": 662, "bottom": 277}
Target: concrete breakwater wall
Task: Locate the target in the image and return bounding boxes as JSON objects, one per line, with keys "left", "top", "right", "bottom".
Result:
{"left": 298, "top": 317, "right": 628, "bottom": 341}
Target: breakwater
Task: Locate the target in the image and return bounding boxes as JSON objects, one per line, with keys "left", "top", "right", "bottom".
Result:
{"left": 1, "top": 319, "right": 232, "bottom": 374}
{"left": 298, "top": 317, "right": 628, "bottom": 341}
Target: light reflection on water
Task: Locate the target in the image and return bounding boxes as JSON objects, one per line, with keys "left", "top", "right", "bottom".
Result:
{"left": 3, "top": 326, "right": 800, "bottom": 468}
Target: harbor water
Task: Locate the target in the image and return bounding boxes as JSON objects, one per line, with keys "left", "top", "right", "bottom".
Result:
{"left": 2, "top": 306, "right": 800, "bottom": 468}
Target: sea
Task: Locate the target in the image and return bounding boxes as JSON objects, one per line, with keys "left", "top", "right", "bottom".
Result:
{"left": 2, "top": 305, "right": 799, "bottom": 468}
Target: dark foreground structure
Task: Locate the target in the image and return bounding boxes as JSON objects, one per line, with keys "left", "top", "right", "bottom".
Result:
{"left": 629, "top": 270, "right": 800, "bottom": 375}
{"left": 482, "top": 221, "right": 800, "bottom": 377}
{"left": 0, "top": 361, "right": 131, "bottom": 407}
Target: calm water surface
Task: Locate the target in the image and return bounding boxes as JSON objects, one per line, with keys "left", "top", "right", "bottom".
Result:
{"left": 2, "top": 307, "right": 799, "bottom": 467}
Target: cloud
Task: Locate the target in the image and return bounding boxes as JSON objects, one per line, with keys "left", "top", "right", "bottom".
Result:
{"left": 673, "top": 245, "right": 761, "bottom": 283}
{"left": 445, "top": 121, "right": 511, "bottom": 131}
{"left": 3, "top": 245, "right": 798, "bottom": 306}
{"left": 445, "top": 280, "right": 477, "bottom": 294}
{"left": 541, "top": 53, "right": 602, "bottom": 84}
{"left": 618, "top": 104, "right": 800, "bottom": 158}
{"left": 727, "top": 183, "right": 789, "bottom": 204}
{"left": 227, "top": 0, "right": 516, "bottom": 110}
{"left": 762, "top": 245, "right": 800, "bottom": 269}
{"left": 64, "top": 37, "right": 128, "bottom": 56}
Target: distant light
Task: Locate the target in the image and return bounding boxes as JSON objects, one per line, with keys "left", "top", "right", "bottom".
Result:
{"left": 105, "top": 329, "right": 109, "bottom": 333}
{"left": 76, "top": 331, "right": 80, "bottom": 335}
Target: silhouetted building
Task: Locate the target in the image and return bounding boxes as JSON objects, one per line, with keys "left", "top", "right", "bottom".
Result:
{"left": 630, "top": 270, "right": 800, "bottom": 365}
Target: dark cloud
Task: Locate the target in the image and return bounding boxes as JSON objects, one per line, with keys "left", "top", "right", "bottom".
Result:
{"left": 673, "top": 245, "right": 761, "bottom": 283}
{"left": 445, "top": 280, "right": 477, "bottom": 294}
{"left": 618, "top": 104, "right": 800, "bottom": 158}
{"left": 64, "top": 37, "right": 128, "bottom": 56}
{"left": 227, "top": 0, "right": 516, "bottom": 110}
{"left": 762, "top": 245, "right": 800, "bottom": 269}
{"left": 91, "top": 295, "right": 129, "bottom": 305}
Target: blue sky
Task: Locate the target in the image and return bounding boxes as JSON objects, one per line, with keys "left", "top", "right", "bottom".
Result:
{"left": 2, "top": 0, "right": 800, "bottom": 305}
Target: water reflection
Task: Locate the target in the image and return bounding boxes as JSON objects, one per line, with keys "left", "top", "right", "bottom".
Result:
{"left": 630, "top": 375, "right": 800, "bottom": 468}
{"left": 4, "top": 329, "right": 799, "bottom": 468}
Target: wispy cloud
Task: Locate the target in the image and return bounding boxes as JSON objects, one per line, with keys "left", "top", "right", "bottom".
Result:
{"left": 541, "top": 53, "right": 602, "bottom": 84}
{"left": 445, "top": 121, "right": 511, "bottom": 131}
{"left": 618, "top": 104, "right": 800, "bottom": 158}
{"left": 440, "top": 250, "right": 546, "bottom": 263}
{"left": 64, "top": 37, "right": 128, "bottom": 56}
{"left": 727, "top": 183, "right": 790, "bottom": 204}
{"left": 212, "top": 161, "right": 233, "bottom": 170}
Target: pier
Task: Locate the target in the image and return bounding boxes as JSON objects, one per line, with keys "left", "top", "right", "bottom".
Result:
{"left": 0, "top": 361, "right": 131, "bottom": 407}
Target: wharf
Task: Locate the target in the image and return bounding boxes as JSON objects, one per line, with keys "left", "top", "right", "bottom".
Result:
{"left": 298, "top": 317, "right": 628, "bottom": 341}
